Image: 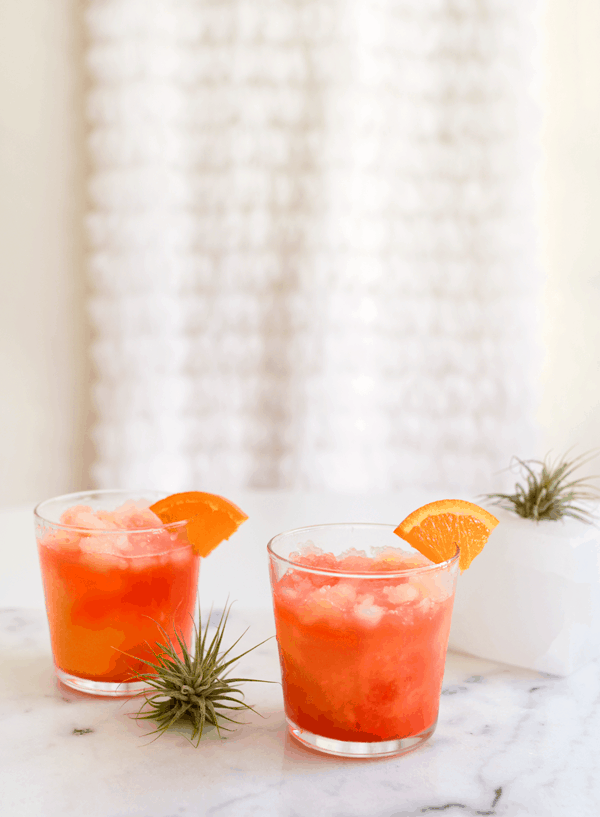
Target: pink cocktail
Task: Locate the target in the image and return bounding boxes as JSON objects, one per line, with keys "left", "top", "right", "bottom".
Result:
{"left": 268, "top": 523, "right": 459, "bottom": 758}
{"left": 35, "top": 490, "right": 200, "bottom": 696}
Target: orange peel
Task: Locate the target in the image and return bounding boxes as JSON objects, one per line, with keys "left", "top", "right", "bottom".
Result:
{"left": 150, "top": 491, "right": 248, "bottom": 557}
{"left": 394, "top": 499, "right": 499, "bottom": 572}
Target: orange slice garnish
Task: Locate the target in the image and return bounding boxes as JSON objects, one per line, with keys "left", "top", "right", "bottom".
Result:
{"left": 150, "top": 491, "right": 248, "bottom": 557}
{"left": 394, "top": 499, "right": 499, "bottom": 572}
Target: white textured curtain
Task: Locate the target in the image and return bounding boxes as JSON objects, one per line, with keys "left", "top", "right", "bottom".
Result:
{"left": 87, "top": 0, "right": 539, "bottom": 494}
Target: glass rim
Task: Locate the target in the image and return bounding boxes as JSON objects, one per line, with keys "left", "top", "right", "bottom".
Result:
{"left": 33, "top": 488, "right": 190, "bottom": 534}
{"left": 267, "top": 522, "right": 460, "bottom": 579}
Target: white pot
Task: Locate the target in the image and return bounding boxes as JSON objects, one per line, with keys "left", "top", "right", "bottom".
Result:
{"left": 448, "top": 506, "right": 600, "bottom": 676}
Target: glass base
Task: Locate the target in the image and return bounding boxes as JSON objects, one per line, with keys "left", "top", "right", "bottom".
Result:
{"left": 56, "top": 667, "right": 149, "bottom": 698}
{"left": 286, "top": 717, "right": 437, "bottom": 758}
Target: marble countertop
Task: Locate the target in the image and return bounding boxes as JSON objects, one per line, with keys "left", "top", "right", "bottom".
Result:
{"left": 2, "top": 492, "right": 599, "bottom": 816}
{"left": 2, "top": 606, "right": 599, "bottom": 817}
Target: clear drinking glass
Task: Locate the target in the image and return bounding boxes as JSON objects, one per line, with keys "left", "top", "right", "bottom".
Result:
{"left": 268, "top": 523, "right": 459, "bottom": 758}
{"left": 35, "top": 489, "right": 200, "bottom": 696}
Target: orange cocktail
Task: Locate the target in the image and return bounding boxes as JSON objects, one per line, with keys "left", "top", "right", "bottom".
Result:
{"left": 35, "top": 490, "right": 200, "bottom": 696}
{"left": 268, "top": 523, "right": 459, "bottom": 758}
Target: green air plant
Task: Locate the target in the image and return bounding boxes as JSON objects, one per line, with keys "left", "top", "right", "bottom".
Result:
{"left": 485, "top": 452, "right": 599, "bottom": 523}
{"left": 131, "top": 604, "right": 273, "bottom": 746}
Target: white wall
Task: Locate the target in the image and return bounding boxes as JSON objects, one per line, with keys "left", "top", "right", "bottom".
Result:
{"left": 538, "top": 0, "right": 600, "bottom": 475}
{"left": 0, "top": 0, "right": 599, "bottom": 506}
{"left": 0, "top": 0, "right": 90, "bottom": 506}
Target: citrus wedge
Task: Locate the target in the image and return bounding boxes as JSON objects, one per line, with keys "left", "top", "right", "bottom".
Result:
{"left": 394, "top": 499, "right": 499, "bottom": 572}
{"left": 150, "top": 491, "right": 248, "bottom": 557}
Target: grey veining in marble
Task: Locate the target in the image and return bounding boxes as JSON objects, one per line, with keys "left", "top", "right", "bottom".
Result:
{"left": 1, "top": 607, "right": 599, "bottom": 817}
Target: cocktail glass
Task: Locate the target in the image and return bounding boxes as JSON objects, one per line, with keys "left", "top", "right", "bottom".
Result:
{"left": 35, "top": 489, "right": 200, "bottom": 697}
{"left": 268, "top": 523, "right": 459, "bottom": 758}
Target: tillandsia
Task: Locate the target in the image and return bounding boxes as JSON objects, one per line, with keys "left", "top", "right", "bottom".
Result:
{"left": 130, "top": 604, "right": 273, "bottom": 746}
{"left": 484, "top": 451, "right": 600, "bottom": 523}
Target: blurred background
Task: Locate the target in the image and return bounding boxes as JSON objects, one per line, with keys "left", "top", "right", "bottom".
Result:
{"left": 1, "top": 0, "right": 599, "bottom": 507}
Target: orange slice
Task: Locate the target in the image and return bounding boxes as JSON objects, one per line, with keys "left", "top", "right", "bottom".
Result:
{"left": 150, "top": 491, "right": 248, "bottom": 557}
{"left": 394, "top": 499, "right": 499, "bottom": 572}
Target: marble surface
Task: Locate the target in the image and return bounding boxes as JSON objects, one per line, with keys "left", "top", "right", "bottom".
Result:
{"left": 2, "top": 606, "right": 600, "bottom": 817}
{"left": 2, "top": 493, "right": 600, "bottom": 816}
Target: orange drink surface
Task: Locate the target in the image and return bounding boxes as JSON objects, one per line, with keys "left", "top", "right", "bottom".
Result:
{"left": 269, "top": 525, "right": 460, "bottom": 752}
{"left": 35, "top": 492, "right": 200, "bottom": 691}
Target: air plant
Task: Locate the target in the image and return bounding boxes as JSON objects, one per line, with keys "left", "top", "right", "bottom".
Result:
{"left": 484, "top": 451, "right": 599, "bottom": 523}
{"left": 131, "top": 604, "right": 273, "bottom": 746}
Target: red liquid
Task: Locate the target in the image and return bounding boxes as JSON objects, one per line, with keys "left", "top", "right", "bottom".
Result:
{"left": 271, "top": 551, "right": 456, "bottom": 742}
{"left": 37, "top": 516, "right": 199, "bottom": 683}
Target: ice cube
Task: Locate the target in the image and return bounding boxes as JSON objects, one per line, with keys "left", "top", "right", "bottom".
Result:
{"left": 371, "top": 547, "right": 432, "bottom": 571}
{"left": 298, "top": 540, "right": 321, "bottom": 555}
{"left": 78, "top": 532, "right": 130, "bottom": 556}
{"left": 298, "top": 582, "right": 354, "bottom": 624}
{"left": 290, "top": 544, "right": 338, "bottom": 571}
{"left": 165, "top": 545, "right": 193, "bottom": 566}
{"left": 382, "top": 583, "right": 420, "bottom": 606}
{"left": 125, "top": 530, "right": 171, "bottom": 555}
{"left": 298, "top": 594, "right": 337, "bottom": 625}
{"left": 280, "top": 586, "right": 300, "bottom": 602}
{"left": 353, "top": 594, "right": 386, "bottom": 626}
{"left": 313, "top": 581, "right": 357, "bottom": 610}
{"left": 278, "top": 572, "right": 315, "bottom": 602}
{"left": 78, "top": 549, "right": 130, "bottom": 573}
{"left": 60, "top": 505, "right": 119, "bottom": 530}
{"left": 110, "top": 500, "right": 163, "bottom": 530}
{"left": 415, "top": 572, "right": 454, "bottom": 604}
{"left": 127, "top": 553, "right": 160, "bottom": 573}
{"left": 327, "top": 581, "right": 357, "bottom": 607}
{"left": 38, "top": 528, "right": 81, "bottom": 552}
{"left": 337, "top": 549, "right": 372, "bottom": 572}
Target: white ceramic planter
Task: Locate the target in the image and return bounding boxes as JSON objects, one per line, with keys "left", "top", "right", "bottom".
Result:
{"left": 448, "top": 506, "right": 600, "bottom": 676}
